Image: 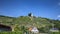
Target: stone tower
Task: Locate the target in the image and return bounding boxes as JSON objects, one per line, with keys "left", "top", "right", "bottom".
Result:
{"left": 28, "top": 13, "right": 33, "bottom": 21}
{"left": 28, "top": 13, "right": 33, "bottom": 17}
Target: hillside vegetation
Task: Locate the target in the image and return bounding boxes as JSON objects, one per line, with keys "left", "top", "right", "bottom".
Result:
{"left": 0, "top": 15, "right": 60, "bottom": 32}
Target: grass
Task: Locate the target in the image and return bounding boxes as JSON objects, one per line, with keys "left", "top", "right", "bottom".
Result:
{"left": 50, "top": 32, "right": 60, "bottom": 34}
{"left": 0, "top": 31, "right": 23, "bottom": 34}
{"left": 0, "top": 31, "right": 60, "bottom": 34}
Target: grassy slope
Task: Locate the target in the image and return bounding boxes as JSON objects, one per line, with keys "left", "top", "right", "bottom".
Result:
{"left": 0, "top": 15, "right": 60, "bottom": 31}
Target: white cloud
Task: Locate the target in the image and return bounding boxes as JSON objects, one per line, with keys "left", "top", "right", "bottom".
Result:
{"left": 57, "top": 15, "right": 60, "bottom": 18}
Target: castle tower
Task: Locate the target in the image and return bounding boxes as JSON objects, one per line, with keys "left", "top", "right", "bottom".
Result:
{"left": 28, "top": 13, "right": 33, "bottom": 17}
{"left": 28, "top": 13, "right": 33, "bottom": 20}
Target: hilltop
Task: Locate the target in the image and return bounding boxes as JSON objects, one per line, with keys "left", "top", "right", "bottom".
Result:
{"left": 0, "top": 15, "right": 60, "bottom": 32}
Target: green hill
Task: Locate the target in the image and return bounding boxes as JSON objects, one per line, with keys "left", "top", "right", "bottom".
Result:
{"left": 0, "top": 15, "right": 15, "bottom": 25}
{"left": 0, "top": 15, "right": 60, "bottom": 32}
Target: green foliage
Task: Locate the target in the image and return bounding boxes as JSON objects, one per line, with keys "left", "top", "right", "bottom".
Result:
{"left": 0, "top": 31, "right": 23, "bottom": 34}
{"left": 0, "top": 15, "right": 60, "bottom": 32}
{"left": 50, "top": 32, "right": 60, "bottom": 34}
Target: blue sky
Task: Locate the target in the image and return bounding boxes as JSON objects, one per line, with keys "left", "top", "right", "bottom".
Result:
{"left": 0, "top": 0, "right": 60, "bottom": 20}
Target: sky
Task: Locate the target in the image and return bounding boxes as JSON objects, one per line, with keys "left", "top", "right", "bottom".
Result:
{"left": 0, "top": 0, "right": 60, "bottom": 20}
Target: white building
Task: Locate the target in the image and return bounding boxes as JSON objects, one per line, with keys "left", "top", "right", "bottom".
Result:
{"left": 49, "top": 28, "right": 59, "bottom": 32}
{"left": 31, "top": 27, "right": 39, "bottom": 33}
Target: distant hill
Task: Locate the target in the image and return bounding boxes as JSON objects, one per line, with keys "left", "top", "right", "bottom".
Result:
{"left": 0, "top": 15, "right": 16, "bottom": 25}
{"left": 0, "top": 15, "right": 60, "bottom": 31}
